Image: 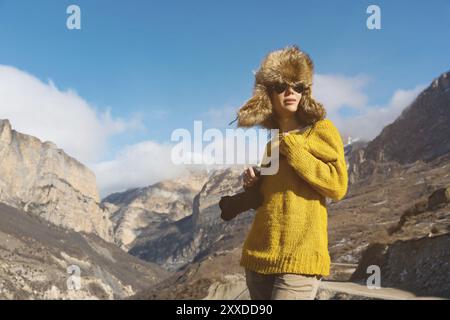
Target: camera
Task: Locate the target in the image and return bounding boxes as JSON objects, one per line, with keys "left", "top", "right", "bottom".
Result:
{"left": 219, "top": 166, "right": 264, "bottom": 221}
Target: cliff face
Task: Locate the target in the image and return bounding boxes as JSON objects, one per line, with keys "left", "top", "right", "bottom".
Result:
{"left": 347, "top": 71, "right": 450, "bottom": 183}
{"left": 127, "top": 166, "right": 254, "bottom": 271}
{"left": 0, "top": 119, "right": 113, "bottom": 242}
{"left": 349, "top": 185, "right": 450, "bottom": 298}
{"left": 0, "top": 203, "right": 169, "bottom": 299}
{"left": 102, "top": 169, "right": 210, "bottom": 250}
{"left": 351, "top": 234, "right": 450, "bottom": 298}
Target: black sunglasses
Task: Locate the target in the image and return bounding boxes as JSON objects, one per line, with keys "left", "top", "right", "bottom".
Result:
{"left": 269, "top": 82, "right": 307, "bottom": 94}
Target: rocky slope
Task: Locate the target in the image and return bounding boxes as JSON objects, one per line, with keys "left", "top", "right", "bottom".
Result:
{"left": 347, "top": 70, "right": 450, "bottom": 183}
{"left": 350, "top": 186, "right": 450, "bottom": 298}
{"left": 350, "top": 233, "right": 450, "bottom": 298}
{"left": 0, "top": 119, "right": 113, "bottom": 242}
{"left": 128, "top": 166, "right": 253, "bottom": 271}
{"left": 0, "top": 202, "right": 169, "bottom": 299}
{"left": 102, "top": 169, "right": 210, "bottom": 250}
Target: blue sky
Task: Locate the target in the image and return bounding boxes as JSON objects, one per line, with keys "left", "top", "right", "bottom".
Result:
{"left": 0, "top": 0, "right": 449, "bottom": 195}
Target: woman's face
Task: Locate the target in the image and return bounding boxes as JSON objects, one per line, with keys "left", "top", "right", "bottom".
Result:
{"left": 269, "top": 85, "right": 302, "bottom": 119}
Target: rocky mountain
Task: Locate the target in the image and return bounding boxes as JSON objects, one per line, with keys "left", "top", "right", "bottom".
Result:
{"left": 4, "top": 69, "right": 443, "bottom": 299}
{"left": 128, "top": 166, "right": 253, "bottom": 271}
{"left": 129, "top": 70, "right": 450, "bottom": 299}
{"left": 0, "top": 119, "right": 113, "bottom": 242}
{"left": 0, "top": 202, "right": 169, "bottom": 299}
{"left": 102, "top": 169, "right": 210, "bottom": 250}
{"left": 347, "top": 70, "right": 450, "bottom": 183}
{"left": 349, "top": 185, "right": 450, "bottom": 298}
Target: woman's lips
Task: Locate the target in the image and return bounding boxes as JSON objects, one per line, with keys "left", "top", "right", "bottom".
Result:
{"left": 284, "top": 99, "right": 296, "bottom": 104}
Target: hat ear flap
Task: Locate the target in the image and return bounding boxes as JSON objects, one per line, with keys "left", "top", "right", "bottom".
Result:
{"left": 237, "top": 84, "right": 273, "bottom": 128}
{"left": 297, "top": 86, "right": 326, "bottom": 124}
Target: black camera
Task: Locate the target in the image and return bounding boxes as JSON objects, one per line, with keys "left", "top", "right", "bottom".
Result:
{"left": 219, "top": 166, "right": 264, "bottom": 221}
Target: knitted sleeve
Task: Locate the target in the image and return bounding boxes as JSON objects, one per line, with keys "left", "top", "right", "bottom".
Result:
{"left": 280, "top": 119, "right": 348, "bottom": 201}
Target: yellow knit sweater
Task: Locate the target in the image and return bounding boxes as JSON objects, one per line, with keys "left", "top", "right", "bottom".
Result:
{"left": 240, "top": 118, "right": 348, "bottom": 276}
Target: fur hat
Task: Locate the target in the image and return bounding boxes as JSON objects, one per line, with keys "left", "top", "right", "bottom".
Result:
{"left": 231, "top": 45, "right": 326, "bottom": 129}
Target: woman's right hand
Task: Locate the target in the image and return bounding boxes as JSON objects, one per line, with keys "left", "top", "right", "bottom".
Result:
{"left": 243, "top": 166, "right": 259, "bottom": 189}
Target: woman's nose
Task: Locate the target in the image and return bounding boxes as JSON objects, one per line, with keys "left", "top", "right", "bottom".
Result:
{"left": 285, "top": 86, "right": 295, "bottom": 94}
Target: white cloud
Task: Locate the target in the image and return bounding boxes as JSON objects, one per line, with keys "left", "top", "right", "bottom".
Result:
{"left": 92, "top": 140, "right": 190, "bottom": 197}
{"left": 93, "top": 126, "right": 269, "bottom": 198}
{"left": 331, "top": 84, "right": 426, "bottom": 142}
{"left": 312, "top": 73, "right": 425, "bottom": 141}
{"left": 202, "top": 105, "right": 238, "bottom": 128}
{"left": 314, "top": 74, "right": 371, "bottom": 111}
{"left": 0, "top": 65, "right": 142, "bottom": 163}
{"left": 0, "top": 65, "right": 427, "bottom": 197}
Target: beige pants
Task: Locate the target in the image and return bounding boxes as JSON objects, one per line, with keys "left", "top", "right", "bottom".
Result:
{"left": 245, "top": 268, "right": 322, "bottom": 300}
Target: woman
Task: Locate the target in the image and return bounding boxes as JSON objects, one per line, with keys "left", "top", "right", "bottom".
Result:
{"left": 235, "top": 45, "right": 348, "bottom": 300}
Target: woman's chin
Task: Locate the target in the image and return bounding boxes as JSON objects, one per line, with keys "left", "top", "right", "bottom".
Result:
{"left": 281, "top": 104, "right": 298, "bottom": 112}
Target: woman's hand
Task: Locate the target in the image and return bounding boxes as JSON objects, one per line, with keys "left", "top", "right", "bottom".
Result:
{"left": 243, "top": 166, "right": 259, "bottom": 188}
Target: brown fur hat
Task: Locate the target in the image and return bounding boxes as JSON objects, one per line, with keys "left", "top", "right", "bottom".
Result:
{"left": 232, "top": 45, "right": 326, "bottom": 129}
